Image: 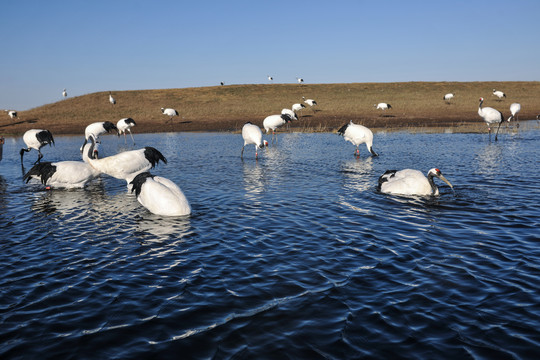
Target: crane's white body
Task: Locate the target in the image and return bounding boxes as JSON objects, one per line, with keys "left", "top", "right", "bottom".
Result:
{"left": 478, "top": 97, "right": 503, "bottom": 140}
{"left": 443, "top": 93, "right": 455, "bottom": 101}
{"left": 263, "top": 114, "right": 288, "bottom": 133}
{"left": 83, "top": 137, "right": 166, "bottom": 186}
{"left": 263, "top": 114, "right": 291, "bottom": 143}
{"left": 281, "top": 108, "right": 297, "bottom": 121}
{"left": 85, "top": 121, "right": 118, "bottom": 141}
{"left": 21, "top": 129, "right": 55, "bottom": 164}
{"left": 303, "top": 96, "right": 317, "bottom": 110}
{"left": 24, "top": 159, "right": 101, "bottom": 189}
{"left": 375, "top": 103, "right": 392, "bottom": 110}
{"left": 241, "top": 122, "right": 266, "bottom": 158}
{"left": 117, "top": 118, "right": 136, "bottom": 144}
{"left": 508, "top": 103, "right": 521, "bottom": 126}
{"left": 131, "top": 173, "right": 191, "bottom": 216}
{"left": 379, "top": 168, "right": 453, "bottom": 196}
{"left": 109, "top": 92, "right": 116, "bottom": 105}
{"left": 337, "top": 121, "right": 378, "bottom": 156}
{"left": 492, "top": 89, "right": 506, "bottom": 99}
{"left": 292, "top": 103, "right": 306, "bottom": 113}
{"left": 80, "top": 121, "right": 118, "bottom": 152}
{"left": 161, "top": 107, "right": 179, "bottom": 121}
{"left": 62, "top": 88, "right": 67, "bottom": 98}
{"left": 6, "top": 110, "right": 17, "bottom": 119}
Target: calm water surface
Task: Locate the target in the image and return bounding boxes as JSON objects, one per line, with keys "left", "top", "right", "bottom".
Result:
{"left": 1, "top": 123, "right": 539, "bottom": 359}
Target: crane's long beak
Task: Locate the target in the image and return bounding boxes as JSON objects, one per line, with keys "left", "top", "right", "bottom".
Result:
{"left": 436, "top": 173, "right": 455, "bottom": 195}
{"left": 436, "top": 173, "right": 453, "bottom": 189}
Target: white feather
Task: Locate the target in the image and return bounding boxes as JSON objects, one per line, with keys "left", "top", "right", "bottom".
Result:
{"left": 137, "top": 176, "right": 191, "bottom": 216}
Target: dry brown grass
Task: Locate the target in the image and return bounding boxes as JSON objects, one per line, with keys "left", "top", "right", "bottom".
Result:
{"left": 1, "top": 81, "right": 539, "bottom": 136}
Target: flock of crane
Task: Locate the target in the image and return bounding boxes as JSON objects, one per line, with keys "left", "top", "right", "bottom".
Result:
{"left": 19, "top": 109, "right": 191, "bottom": 216}
{"left": 6, "top": 85, "right": 534, "bottom": 216}
{"left": 240, "top": 87, "right": 528, "bottom": 198}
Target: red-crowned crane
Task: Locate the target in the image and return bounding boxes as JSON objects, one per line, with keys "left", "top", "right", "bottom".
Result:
{"left": 241, "top": 122, "right": 268, "bottom": 159}
{"left": 20, "top": 129, "right": 55, "bottom": 164}
{"left": 263, "top": 113, "right": 293, "bottom": 144}
{"left": 378, "top": 168, "right": 453, "bottom": 196}
{"left": 478, "top": 97, "right": 504, "bottom": 141}
{"left": 23, "top": 145, "right": 101, "bottom": 189}
{"left": 130, "top": 172, "right": 191, "bottom": 216}
{"left": 281, "top": 108, "right": 298, "bottom": 121}
{"left": 443, "top": 93, "right": 455, "bottom": 103}
{"left": 302, "top": 96, "right": 317, "bottom": 112}
{"left": 161, "top": 107, "right": 179, "bottom": 122}
{"left": 296, "top": 77, "right": 304, "bottom": 85}
{"left": 83, "top": 135, "right": 167, "bottom": 188}
{"left": 80, "top": 121, "right": 119, "bottom": 152}
{"left": 508, "top": 103, "right": 521, "bottom": 128}
{"left": 375, "top": 103, "right": 392, "bottom": 110}
{"left": 62, "top": 88, "right": 67, "bottom": 99}
{"left": 109, "top": 91, "right": 116, "bottom": 105}
{"left": 117, "top": 118, "right": 137, "bottom": 144}
{"left": 337, "top": 121, "right": 378, "bottom": 156}
{"left": 291, "top": 103, "right": 306, "bottom": 117}
{"left": 5, "top": 110, "right": 17, "bottom": 119}
{"left": 268, "top": 75, "right": 273, "bottom": 82}
{"left": 492, "top": 89, "right": 506, "bottom": 100}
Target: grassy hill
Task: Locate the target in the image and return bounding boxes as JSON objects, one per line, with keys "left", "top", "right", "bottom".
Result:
{"left": 2, "top": 81, "right": 539, "bottom": 136}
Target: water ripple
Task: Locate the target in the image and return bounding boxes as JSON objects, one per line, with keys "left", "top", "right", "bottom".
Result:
{"left": 1, "top": 129, "right": 539, "bottom": 358}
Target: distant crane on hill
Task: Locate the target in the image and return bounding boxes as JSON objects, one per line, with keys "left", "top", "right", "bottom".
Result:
{"left": 492, "top": 89, "right": 506, "bottom": 100}
{"left": 161, "top": 107, "right": 179, "bottom": 122}
{"left": 443, "top": 93, "right": 455, "bottom": 103}
{"left": 375, "top": 103, "right": 392, "bottom": 110}
{"left": 5, "top": 110, "right": 17, "bottom": 119}
{"left": 62, "top": 88, "right": 67, "bottom": 99}
{"left": 109, "top": 91, "right": 116, "bottom": 105}
{"left": 291, "top": 103, "right": 306, "bottom": 117}
{"left": 302, "top": 96, "right": 317, "bottom": 112}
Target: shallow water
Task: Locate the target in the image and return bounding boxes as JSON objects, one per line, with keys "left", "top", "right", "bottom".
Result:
{"left": 1, "top": 123, "right": 539, "bottom": 359}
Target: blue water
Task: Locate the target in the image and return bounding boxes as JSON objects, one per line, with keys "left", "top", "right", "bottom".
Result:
{"left": 1, "top": 123, "right": 539, "bottom": 359}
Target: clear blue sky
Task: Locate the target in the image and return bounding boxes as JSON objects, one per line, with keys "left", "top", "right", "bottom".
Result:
{"left": 2, "top": 0, "right": 539, "bottom": 111}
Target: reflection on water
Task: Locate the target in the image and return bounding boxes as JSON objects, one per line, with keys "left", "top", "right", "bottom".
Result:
{"left": 135, "top": 216, "right": 192, "bottom": 241}
{"left": 475, "top": 142, "right": 504, "bottom": 175}
{"left": 242, "top": 160, "right": 265, "bottom": 200}
{"left": 340, "top": 156, "right": 373, "bottom": 192}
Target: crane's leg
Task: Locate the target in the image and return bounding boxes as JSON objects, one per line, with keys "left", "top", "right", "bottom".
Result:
{"left": 355, "top": 146, "right": 360, "bottom": 156}
{"left": 494, "top": 120, "right": 504, "bottom": 141}
{"left": 241, "top": 145, "right": 245, "bottom": 159}
{"left": 34, "top": 150, "right": 43, "bottom": 165}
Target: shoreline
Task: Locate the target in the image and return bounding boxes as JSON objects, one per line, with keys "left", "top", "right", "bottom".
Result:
{"left": 2, "top": 81, "right": 539, "bottom": 136}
